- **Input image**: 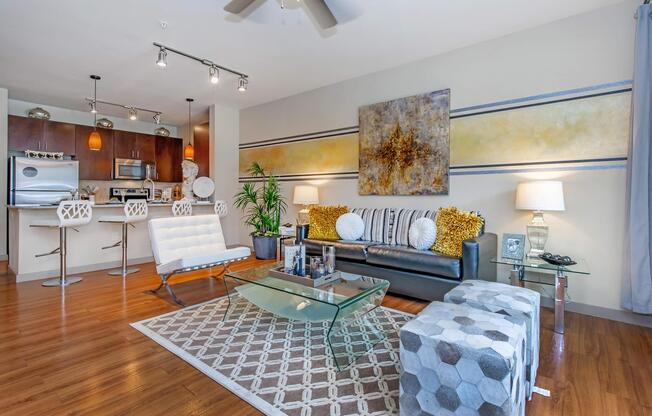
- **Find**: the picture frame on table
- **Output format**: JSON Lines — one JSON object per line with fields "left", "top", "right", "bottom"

{"left": 501, "top": 233, "right": 525, "bottom": 260}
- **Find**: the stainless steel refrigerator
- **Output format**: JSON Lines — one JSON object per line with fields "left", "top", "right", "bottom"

{"left": 9, "top": 157, "right": 79, "bottom": 205}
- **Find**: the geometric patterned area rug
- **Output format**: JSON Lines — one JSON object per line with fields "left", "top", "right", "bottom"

{"left": 131, "top": 295, "right": 414, "bottom": 416}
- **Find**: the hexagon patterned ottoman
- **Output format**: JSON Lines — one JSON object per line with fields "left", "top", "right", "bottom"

{"left": 444, "top": 280, "right": 540, "bottom": 400}
{"left": 400, "top": 301, "right": 526, "bottom": 416}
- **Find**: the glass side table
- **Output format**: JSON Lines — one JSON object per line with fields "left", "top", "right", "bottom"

{"left": 491, "top": 257, "right": 590, "bottom": 334}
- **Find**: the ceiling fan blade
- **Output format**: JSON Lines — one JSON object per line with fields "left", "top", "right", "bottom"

{"left": 224, "top": 0, "right": 257, "bottom": 14}
{"left": 304, "top": 0, "right": 337, "bottom": 29}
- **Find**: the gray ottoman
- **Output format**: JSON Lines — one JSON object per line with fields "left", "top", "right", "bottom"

{"left": 444, "top": 280, "right": 540, "bottom": 399}
{"left": 400, "top": 301, "right": 526, "bottom": 416}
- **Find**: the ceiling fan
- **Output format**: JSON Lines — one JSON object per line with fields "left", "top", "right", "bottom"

{"left": 224, "top": 0, "right": 338, "bottom": 29}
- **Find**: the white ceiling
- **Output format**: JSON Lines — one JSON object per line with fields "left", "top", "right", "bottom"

{"left": 0, "top": 0, "right": 623, "bottom": 125}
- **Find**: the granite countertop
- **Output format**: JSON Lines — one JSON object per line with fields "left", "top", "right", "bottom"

{"left": 9, "top": 201, "right": 215, "bottom": 210}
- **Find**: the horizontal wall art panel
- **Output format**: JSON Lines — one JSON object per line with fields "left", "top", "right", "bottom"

{"left": 239, "top": 133, "right": 358, "bottom": 179}
{"left": 239, "top": 82, "right": 631, "bottom": 181}
{"left": 450, "top": 90, "right": 630, "bottom": 167}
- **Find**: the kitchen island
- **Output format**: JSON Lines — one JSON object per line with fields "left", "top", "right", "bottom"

{"left": 8, "top": 202, "right": 215, "bottom": 282}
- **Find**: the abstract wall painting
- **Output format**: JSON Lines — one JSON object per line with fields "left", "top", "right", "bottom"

{"left": 358, "top": 89, "right": 450, "bottom": 195}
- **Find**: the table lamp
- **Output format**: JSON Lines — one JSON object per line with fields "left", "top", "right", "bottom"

{"left": 515, "top": 181, "right": 565, "bottom": 258}
{"left": 293, "top": 185, "right": 319, "bottom": 224}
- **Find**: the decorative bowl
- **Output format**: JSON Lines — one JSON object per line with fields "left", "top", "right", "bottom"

{"left": 538, "top": 253, "right": 577, "bottom": 266}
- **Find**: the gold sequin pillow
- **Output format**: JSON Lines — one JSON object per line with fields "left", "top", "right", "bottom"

{"left": 433, "top": 207, "right": 484, "bottom": 257}
{"left": 308, "top": 205, "right": 349, "bottom": 241}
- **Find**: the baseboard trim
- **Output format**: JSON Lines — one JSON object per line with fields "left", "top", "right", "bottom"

{"left": 539, "top": 296, "right": 652, "bottom": 329}
{"left": 10, "top": 256, "right": 154, "bottom": 283}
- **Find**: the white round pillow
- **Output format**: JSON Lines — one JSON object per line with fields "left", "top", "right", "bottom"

{"left": 408, "top": 217, "right": 437, "bottom": 250}
{"left": 336, "top": 213, "right": 365, "bottom": 241}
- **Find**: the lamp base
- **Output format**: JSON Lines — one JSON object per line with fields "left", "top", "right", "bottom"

{"left": 526, "top": 211, "right": 549, "bottom": 258}
{"left": 296, "top": 207, "right": 310, "bottom": 225}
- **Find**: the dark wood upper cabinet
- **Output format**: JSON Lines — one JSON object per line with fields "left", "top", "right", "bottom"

{"left": 193, "top": 122, "right": 210, "bottom": 177}
{"left": 134, "top": 134, "right": 156, "bottom": 163}
{"left": 75, "top": 126, "right": 114, "bottom": 181}
{"left": 44, "top": 121, "right": 76, "bottom": 155}
{"left": 155, "top": 136, "right": 182, "bottom": 183}
{"left": 114, "top": 131, "right": 156, "bottom": 162}
{"left": 8, "top": 115, "right": 44, "bottom": 151}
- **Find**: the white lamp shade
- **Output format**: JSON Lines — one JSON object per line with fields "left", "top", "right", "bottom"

{"left": 515, "top": 181, "right": 565, "bottom": 211}
{"left": 293, "top": 185, "right": 319, "bottom": 205}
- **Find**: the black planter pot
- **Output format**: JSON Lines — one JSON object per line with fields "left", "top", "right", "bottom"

{"left": 252, "top": 235, "right": 277, "bottom": 260}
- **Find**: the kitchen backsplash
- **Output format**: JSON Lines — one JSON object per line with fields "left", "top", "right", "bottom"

{"left": 79, "top": 180, "right": 181, "bottom": 203}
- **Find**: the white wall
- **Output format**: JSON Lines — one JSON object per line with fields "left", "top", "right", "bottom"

{"left": 8, "top": 99, "right": 178, "bottom": 136}
{"left": 0, "top": 88, "right": 8, "bottom": 259}
{"left": 239, "top": 0, "right": 638, "bottom": 312}
{"left": 210, "top": 104, "right": 240, "bottom": 244}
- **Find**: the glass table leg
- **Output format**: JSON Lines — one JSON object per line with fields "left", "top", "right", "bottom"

{"left": 326, "top": 287, "right": 387, "bottom": 371}
{"left": 555, "top": 270, "right": 566, "bottom": 334}
{"left": 221, "top": 274, "right": 238, "bottom": 321}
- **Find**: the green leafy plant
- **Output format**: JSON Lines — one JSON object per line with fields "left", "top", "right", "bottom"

{"left": 234, "top": 162, "right": 287, "bottom": 237}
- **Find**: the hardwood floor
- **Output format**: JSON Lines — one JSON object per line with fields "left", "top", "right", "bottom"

{"left": 0, "top": 257, "right": 650, "bottom": 415}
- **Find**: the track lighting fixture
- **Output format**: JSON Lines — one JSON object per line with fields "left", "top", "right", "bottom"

{"left": 153, "top": 42, "right": 249, "bottom": 92}
{"left": 238, "top": 76, "right": 248, "bottom": 92}
{"left": 128, "top": 107, "right": 137, "bottom": 121}
{"left": 84, "top": 98, "right": 163, "bottom": 133}
{"left": 156, "top": 47, "right": 167, "bottom": 68}
{"left": 209, "top": 65, "right": 220, "bottom": 84}
{"left": 89, "top": 101, "right": 97, "bottom": 114}
{"left": 153, "top": 113, "right": 161, "bottom": 124}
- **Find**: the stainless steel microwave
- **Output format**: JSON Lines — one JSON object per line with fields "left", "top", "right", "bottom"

{"left": 113, "top": 158, "right": 155, "bottom": 180}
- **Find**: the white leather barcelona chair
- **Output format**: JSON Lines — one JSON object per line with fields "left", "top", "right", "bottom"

{"left": 148, "top": 214, "right": 250, "bottom": 306}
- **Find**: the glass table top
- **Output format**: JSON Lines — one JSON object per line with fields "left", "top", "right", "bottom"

{"left": 491, "top": 257, "right": 590, "bottom": 275}
{"left": 225, "top": 262, "right": 390, "bottom": 308}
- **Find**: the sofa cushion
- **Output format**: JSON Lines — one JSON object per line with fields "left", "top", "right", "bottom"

{"left": 433, "top": 206, "right": 484, "bottom": 257}
{"left": 308, "top": 205, "right": 349, "bottom": 241}
{"left": 303, "top": 238, "right": 379, "bottom": 261}
{"left": 350, "top": 208, "right": 393, "bottom": 243}
{"left": 391, "top": 209, "right": 437, "bottom": 246}
{"left": 367, "top": 244, "right": 461, "bottom": 279}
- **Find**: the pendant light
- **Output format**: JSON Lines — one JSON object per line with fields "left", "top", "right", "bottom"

{"left": 88, "top": 75, "right": 102, "bottom": 151}
{"left": 184, "top": 98, "right": 195, "bottom": 160}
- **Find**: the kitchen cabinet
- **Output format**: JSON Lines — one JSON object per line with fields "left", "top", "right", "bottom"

{"left": 44, "top": 121, "right": 76, "bottom": 155}
{"left": 75, "top": 126, "right": 114, "bottom": 180}
{"left": 8, "top": 115, "right": 44, "bottom": 151}
{"left": 193, "top": 122, "right": 210, "bottom": 177}
{"left": 113, "top": 131, "right": 155, "bottom": 162}
{"left": 155, "top": 136, "right": 182, "bottom": 182}
{"left": 9, "top": 116, "right": 76, "bottom": 154}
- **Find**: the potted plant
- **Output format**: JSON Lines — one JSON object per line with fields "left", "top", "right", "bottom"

{"left": 234, "top": 162, "right": 287, "bottom": 259}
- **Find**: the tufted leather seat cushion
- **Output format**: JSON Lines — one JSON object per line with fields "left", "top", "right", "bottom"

{"left": 148, "top": 214, "right": 250, "bottom": 274}
{"left": 303, "top": 238, "right": 379, "bottom": 261}
{"left": 366, "top": 244, "right": 461, "bottom": 279}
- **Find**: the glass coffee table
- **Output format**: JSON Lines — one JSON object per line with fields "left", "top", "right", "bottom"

{"left": 222, "top": 262, "right": 390, "bottom": 370}
{"left": 491, "top": 257, "right": 589, "bottom": 334}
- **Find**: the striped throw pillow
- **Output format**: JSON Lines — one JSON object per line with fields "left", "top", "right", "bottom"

{"left": 350, "top": 208, "right": 393, "bottom": 243}
{"left": 392, "top": 209, "right": 438, "bottom": 246}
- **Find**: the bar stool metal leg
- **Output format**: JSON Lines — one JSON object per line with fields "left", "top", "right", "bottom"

{"left": 108, "top": 223, "right": 139, "bottom": 277}
{"left": 42, "top": 227, "right": 83, "bottom": 287}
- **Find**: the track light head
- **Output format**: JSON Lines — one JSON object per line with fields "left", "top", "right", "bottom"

{"left": 89, "top": 101, "right": 97, "bottom": 114}
{"left": 128, "top": 107, "right": 137, "bottom": 120}
{"left": 209, "top": 66, "right": 220, "bottom": 84}
{"left": 153, "top": 113, "right": 161, "bottom": 124}
{"left": 238, "top": 76, "right": 248, "bottom": 92}
{"left": 156, "top": 47, "right": 167, "bottom": 67}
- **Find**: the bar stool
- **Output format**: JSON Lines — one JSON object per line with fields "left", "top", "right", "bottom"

{"left": 99, "top": 200, "right": 148, "bottom": 277}
{"left": 172, "top": 200, "right": 192, "bottom": 216}
{"left": 214, "top": 200, "right": 228, "bottom": 218}
{"left": 31, "top": 200, "right": 93, "bottom": 287}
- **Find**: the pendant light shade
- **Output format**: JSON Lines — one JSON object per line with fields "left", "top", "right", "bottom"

{"left": 184, "top": 98, "right": 194, "bottom": 160}
{"left": 88, "top": 130, "right": 102, "bottom": 151}
{"left": 88, "top": 75, "right": 102, "bottom": 151}
{"left": 184, "top": 143, "right": 195, "bottom": 160}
